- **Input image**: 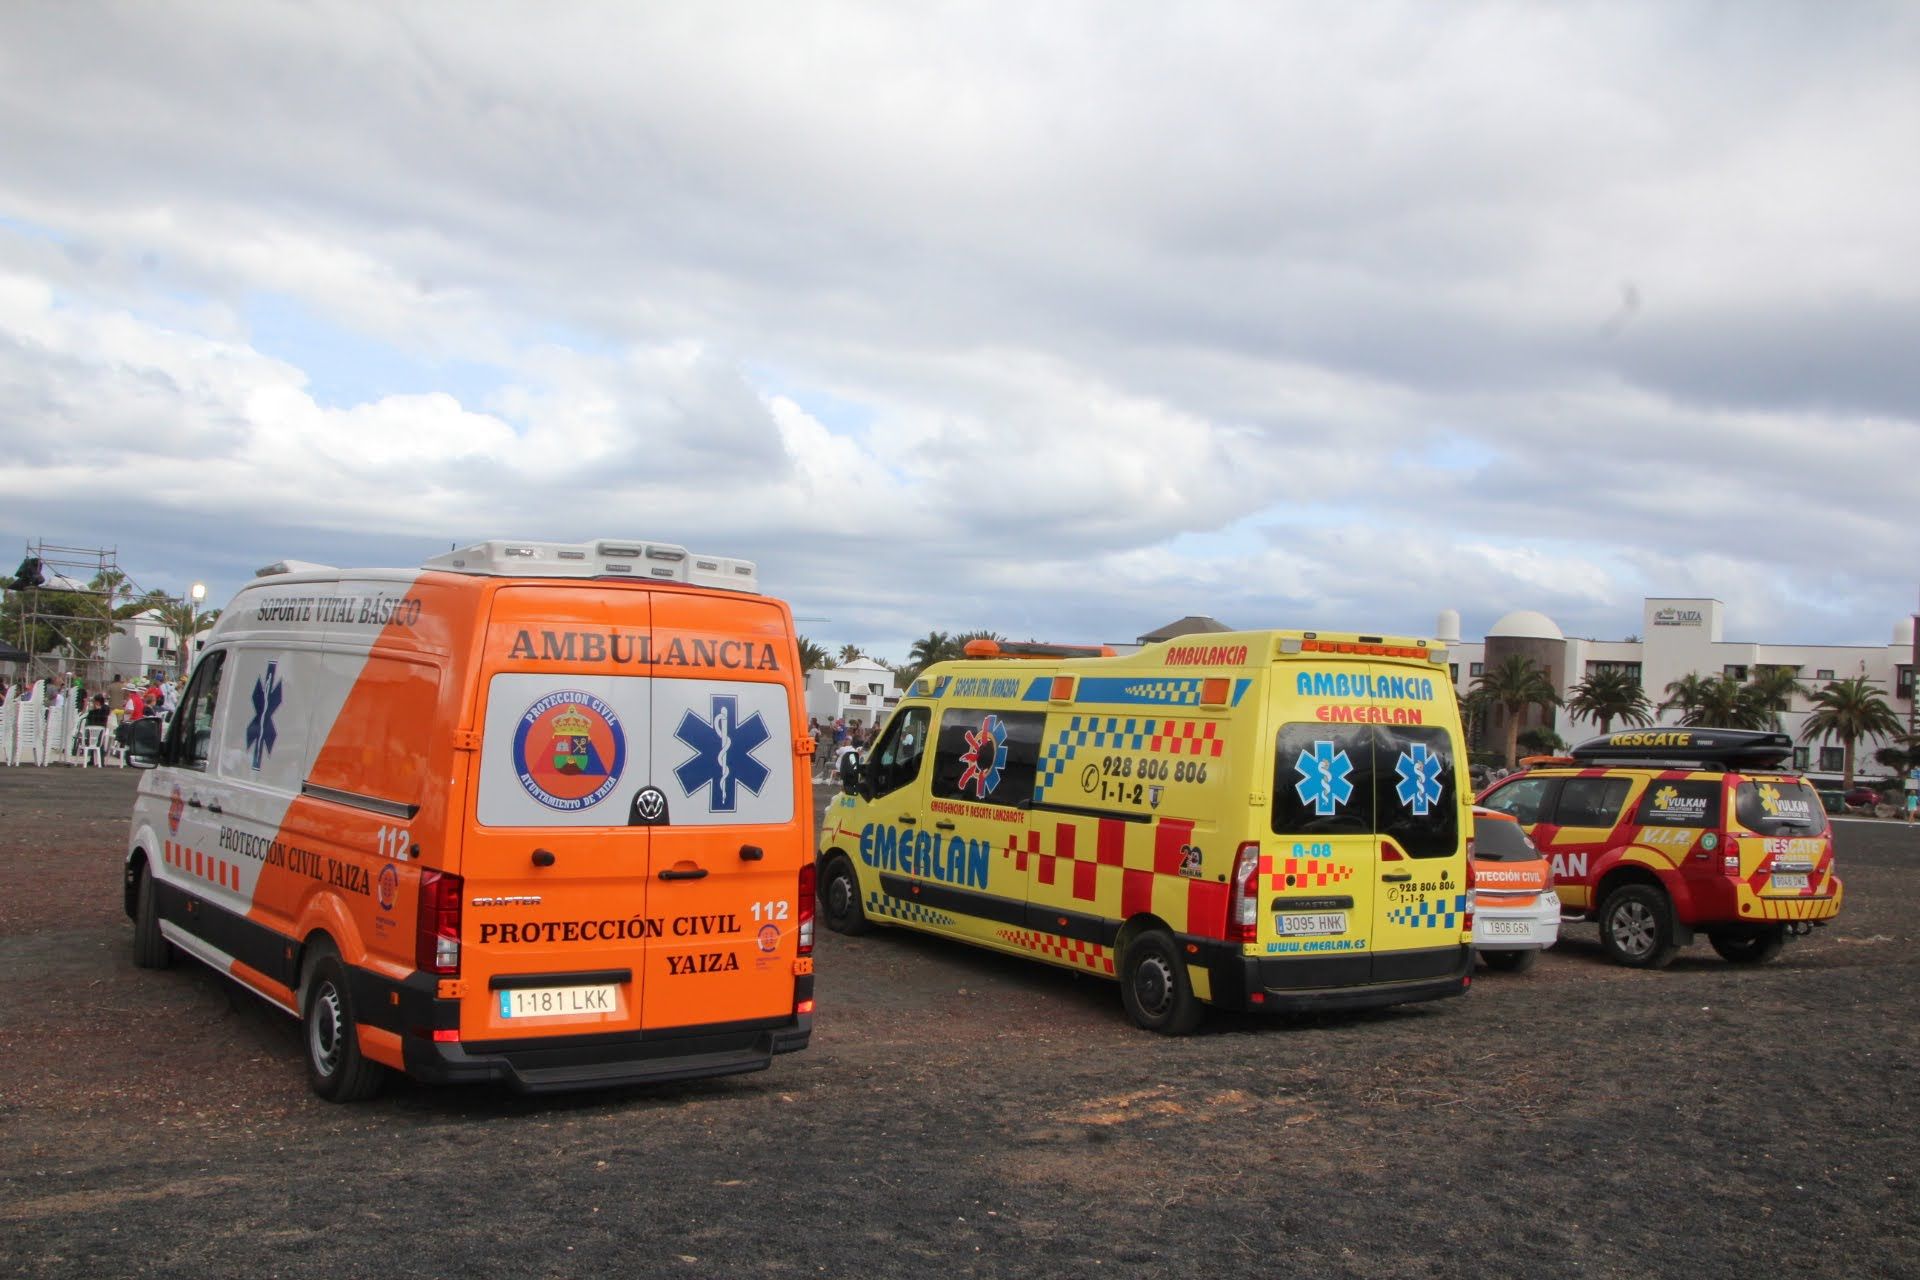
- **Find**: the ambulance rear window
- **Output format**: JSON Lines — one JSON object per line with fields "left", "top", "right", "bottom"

{"left": 1270, "top": 724, "right": 1460, "bottom": 858}
{"left": 1734, "top": 780, "right": 1827, "bottom": 836}
{"left": 1472, "top": 817, "right": 1537, "bottom": 862}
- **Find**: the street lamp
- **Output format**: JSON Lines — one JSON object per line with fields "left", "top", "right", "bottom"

{"left": 185, "top": 582, "right": 206, "bottom": 677}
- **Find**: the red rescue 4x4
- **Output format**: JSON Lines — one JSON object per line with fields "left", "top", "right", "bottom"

{"left": 1476, "top": 728, "right": 1842, "bottom": 968}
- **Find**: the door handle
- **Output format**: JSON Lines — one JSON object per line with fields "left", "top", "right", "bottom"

{"left": 206, "top": 801, "right": 223, "bottom": 815}
{"left": 738, "top": 845, "right": 765, "bottom": 862}
{"left": 659, "top": 867, "right": 709, "bottom": 881}
{"left": 185, "top": 798, "right": 203, "bottom": 809}
{"left": 897, "top": 816, "right": 918, "bottom": 825}
{"left": 934, "top": 821, "right": 956, "bottom": 832}
{"left": 1381, "top": 873, "right": 1413, "bottom": 883}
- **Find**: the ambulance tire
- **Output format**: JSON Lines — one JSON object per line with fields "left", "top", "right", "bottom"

{"left": 821, "top": 855, "right": 871, "bottom": 936}
{"left": 302, "top": 948, "right": 386, "bottom": 1103}
{"left": 1120, "top": 929, "right": 1203, "bottom": 1035}
{"left": 1480, "top": 948, "right": 1538, "bottom": 974}
{"left": 1708, "top": 925, "right": 1787, "bottom": 965}
{"left": 132, "top": 863, "right": 173, "bottom": 970}
{"left": 1597, "top": 885, "right": 1679, "bottom": 970}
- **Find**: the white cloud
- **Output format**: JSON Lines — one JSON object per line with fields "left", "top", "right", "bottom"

{"left": 0, "top": 1, "right": 1916, "bottom": 661}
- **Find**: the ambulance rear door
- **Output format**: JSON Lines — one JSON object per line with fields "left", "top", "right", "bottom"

{"left": 1267, "top": 712, "right": 1378, "bottom": 986}
{"left": 465, "top": 586, "right": 656, "bottom": 1043}
{"left": 1267, "top": 660, "right": 1464, "bottom": 983}
{"left": 640, "top": 589, "right": 804, "bottom": 1033}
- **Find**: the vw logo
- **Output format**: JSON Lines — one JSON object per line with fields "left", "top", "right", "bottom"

{"left": 629, "top": 786, "right": 669, "bottom": 826}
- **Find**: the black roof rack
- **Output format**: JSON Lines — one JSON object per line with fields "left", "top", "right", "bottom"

{"left": 1569, "top": 728, "right": 1793, "bottom": 770}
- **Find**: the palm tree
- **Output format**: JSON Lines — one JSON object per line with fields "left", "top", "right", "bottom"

{"left": 1743, "top": 665, "right": 1808, "bottom": 731}
{"left": 1659, "top": 673, "right": 1714, "bottom": 723}
{"left": 836, "top": 643, "right": 865, "bottom": 665}
{"left": 796, "top": 636, "right": 830, "bottom": 675}
{"left": 1799, "top": 677, "right": 1904, "bottom": 789}
{"left": 1568, "top": 668, "right": 1653, "bottom": 734}
{"left": 905, "top": 631, "right": 955, "bottom": 682}
{"left": 1471, "top": 655, "right": 1561, "bottom": 768}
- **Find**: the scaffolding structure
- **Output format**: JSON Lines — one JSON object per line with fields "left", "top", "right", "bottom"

{"left": 4, "top": 541, "right": 184, "bottom": 686}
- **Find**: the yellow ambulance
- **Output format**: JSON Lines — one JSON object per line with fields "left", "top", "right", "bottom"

{"left": 817, "top": 632, "right": 1474, "bottom": 1032}
{"left": 124, "top": 538, "right": 816, "bottom": 1100}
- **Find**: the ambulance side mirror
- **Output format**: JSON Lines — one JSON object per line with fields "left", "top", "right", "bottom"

{"left": 839, "top": 749, "right": 864, "bottom": 794}
{"left": 125, "top": 718, "right": 165, "bottom": 769}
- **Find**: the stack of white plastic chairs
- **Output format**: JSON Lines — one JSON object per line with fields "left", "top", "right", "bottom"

{"left": 0, "top": 685, "right": 15, "bottom": 766}
{"left": 47, "top": 691, "right": 79, "bottom": 765}
{"left": 11, "top": 680, "right": 45, "bottom": 766}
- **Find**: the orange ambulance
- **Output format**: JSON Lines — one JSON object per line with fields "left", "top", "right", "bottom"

{"left": 124, "top": 538, "right": 815, "bottom": 1100}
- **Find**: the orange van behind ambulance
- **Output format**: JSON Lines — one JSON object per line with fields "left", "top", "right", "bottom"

{"left": 124, "top": 538, "right": 815, "bottom": 1100}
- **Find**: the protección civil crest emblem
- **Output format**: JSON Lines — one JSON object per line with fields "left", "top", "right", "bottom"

{"left": 512, "top": 690, "right": 626, "bottom": 812}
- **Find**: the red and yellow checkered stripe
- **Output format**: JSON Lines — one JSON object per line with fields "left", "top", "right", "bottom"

{"left": 995, "top": 928, "right": 1115, "bottom": 974}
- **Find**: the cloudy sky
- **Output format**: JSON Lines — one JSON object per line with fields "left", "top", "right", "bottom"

{"left": 3, "top": 1, "right": 1916, "bottom": 662}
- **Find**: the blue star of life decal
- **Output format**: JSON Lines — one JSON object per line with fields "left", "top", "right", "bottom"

{"left": 673, "top": 694, "right": 771, "bottom": 813}
{"left": 1294, "top": 740, "right": 1354, "bottom": 816}
{"left": 245, "top": 660, "right": 283, "bottom": 771}
{"left": 1394, "top": 743, "right": 1445, "bottom": 816}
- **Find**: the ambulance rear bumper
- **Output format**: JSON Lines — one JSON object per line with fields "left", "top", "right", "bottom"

{"left": 404, "top": 1014, "right": 812, "bottom": 1094}
{"left": 1200, "top": 942, "right": 1472, "bottom": 1015}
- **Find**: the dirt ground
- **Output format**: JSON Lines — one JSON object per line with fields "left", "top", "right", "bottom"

{"left": 2, "top": 767, "right": 1915, "bottom": 1280}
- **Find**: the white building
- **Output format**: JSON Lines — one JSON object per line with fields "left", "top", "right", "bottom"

{"left": 1442, "top": 598, "right": 1916, "bottom": 784}
{"left": 804, "top": 657, "right": 902, "bottom": 730}
{"left": 104, "top": 609, "right": 181, "bottom": 681}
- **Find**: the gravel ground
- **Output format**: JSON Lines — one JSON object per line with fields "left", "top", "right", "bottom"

{"left": 2, "top": 767, "right": 1916, "bottom": 1279}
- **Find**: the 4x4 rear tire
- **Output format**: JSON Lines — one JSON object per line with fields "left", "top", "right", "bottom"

{"left": 302, "top": 948, "right": 386, "bottom": 1103}
{"left": 1119, "top": 929, "right": 1204, "bottom": 1035}
{"left": 820, "top": 854, "right": 871, "bottom": 936}
{"left": 1598, "top": 884, "right": 1680, "bottom": 969}
{"left": 1708, "top": 924, "right": 1787, "bottom": 965}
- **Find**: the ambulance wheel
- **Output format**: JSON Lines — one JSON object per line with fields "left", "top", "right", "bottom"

{"left": 1598, "top": 885, "right": 1679, "bottom": 970}
{"left": 821, "top": 855, "right": 871, "bottom": 936}
{"left": 1481, "top": 948, "right": 1537, "bottom": 974}
{"left": 302, "top": 949, "right": 385, "bottom": 1102}
{"left": 132, "top": 863, "right": 173, "bottom": 970}
{"left": 1708, "top": 925, "right": 1787, "bottom": 965}
{"left": 1120, "top": 929, "right": 1203, "bottom": 1035}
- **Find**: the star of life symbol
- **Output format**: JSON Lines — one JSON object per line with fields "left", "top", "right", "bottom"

{"left": 1395, "top": 743, "right": 1445, "bottom": 816}
{"left": 673, "top": 694, "right": 771, "bottom": 812}
{"left": 246, "top": 660, "right": 283, "bottom": 771}
{"left": 956, "top": 714, "right": 1009, "bottom": 799}
{"left": 1294, "top": 740, "right": 1354, "bottom": 816}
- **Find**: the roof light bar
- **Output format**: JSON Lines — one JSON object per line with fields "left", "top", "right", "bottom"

{"left": 422, "top": 539, "right": 760, "bottom": 593}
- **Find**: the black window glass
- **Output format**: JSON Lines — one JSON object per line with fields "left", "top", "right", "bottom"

{"left": 1479, "top": 776, "right": 1557, "bottom": 825}
{"left": 1553, "top": 777, "right": 1633, "bottom": 828}
{"left": 930, "top": 708, "right": 1045, "bottom": 808}
{"left": 1734, "top": 780, "right": 1828, "bottom": 836}
{"left": 866, "top": 705, "right": 931, "bottom": 798}
{"left": 1375, "top": 726, "right": 1459, "bottom": 859}
{"left": 166, "top": 651, "right": 227, "bottom": 772}
{"left": 1634, "top": 778, "right": 1722, "bottom": 828}
{"left": 1272, "top": 724, "right": 1375, "bottom": 836}
{"left": 1472, "top": 816, "right": 1538, "bottom": 861}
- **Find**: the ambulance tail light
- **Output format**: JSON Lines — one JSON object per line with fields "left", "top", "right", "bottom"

{"left": 416, "top": 869, "right": 464, "bottom": 975}
{"left": 1226, "top": 842, "right": 1261, "bottom": 944}
{"left": 1462, "top": 851, "right": 1476, "bottom": 936}
{"left": 797, "top": 863, "right": 816, "bottom": 955}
